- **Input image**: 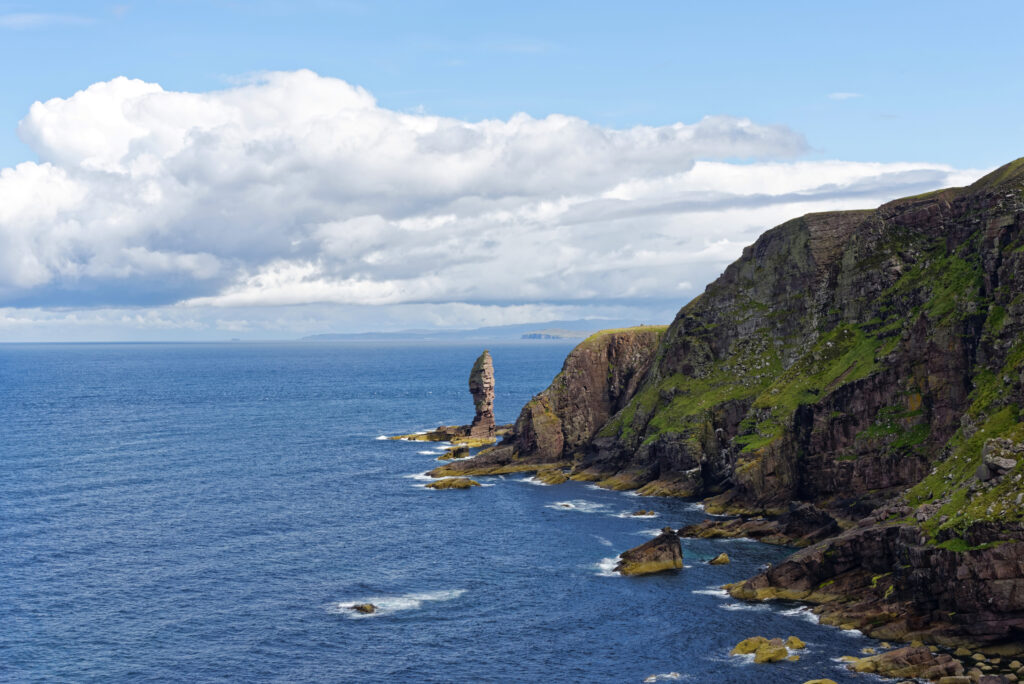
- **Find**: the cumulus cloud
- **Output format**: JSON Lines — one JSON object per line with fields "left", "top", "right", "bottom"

{"left": 0, "top": 70, "right": 984, "bottom": 338}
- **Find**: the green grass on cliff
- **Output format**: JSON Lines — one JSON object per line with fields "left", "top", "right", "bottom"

{"left": 906, "top": 338, "right": 1024, "bottom": 546}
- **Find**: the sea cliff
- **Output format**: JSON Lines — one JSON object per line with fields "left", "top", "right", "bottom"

{"left": 449, "top": 157, "right": 1024, "bottom": 653}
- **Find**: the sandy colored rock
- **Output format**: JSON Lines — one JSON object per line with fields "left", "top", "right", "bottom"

{"left": 786, "top": 636, "right": 806, "bottom": 650}
{"left": 753, "top": 638, "right": 789, "bottom": 663}
{"left": 731, "top": 637, "right": 768, "bottom": 655}
{"left": 709, "top": 552, "right": 730, "bottom": 565}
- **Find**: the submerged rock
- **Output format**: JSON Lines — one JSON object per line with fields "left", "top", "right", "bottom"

{"left": 425, "top": 477, "right": 481, "bottom": 490}
{"left": 709, "top": 552, "right": 730, "bottom": 565}
{"left": 351, "top": 603, "right": 376, "bottom": 614}
{"left": 468, "top": 350, "right": 495, "bottom": 439}
{"left": 614, "top": 527, "right": 682, "bottom": 576}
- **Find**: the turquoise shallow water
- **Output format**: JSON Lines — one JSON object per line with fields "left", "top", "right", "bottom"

{"left": 1, "top": 342, "right": 887, "bottom": 682}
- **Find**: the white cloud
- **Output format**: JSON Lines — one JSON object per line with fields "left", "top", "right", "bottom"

{"left": 0, "top": 70, "right": 985, "bottom": 339}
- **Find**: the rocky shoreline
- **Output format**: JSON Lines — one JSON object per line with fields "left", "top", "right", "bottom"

{"left": 401, "top": 158, "right": 1024, "bottom": 682}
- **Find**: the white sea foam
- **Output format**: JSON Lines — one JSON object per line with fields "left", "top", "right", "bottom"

{"left": 403, "top": 471, "right": 434, "bottom": 482}
{"left": 615, "top": 510, "right": 658, "bottom": 519}
{"left": 546, "top": 500, "right": 609, "bottom": 514}
{"left": 594, "top": 557, "right": 620, "bottom": 577}
{"left": 521, "top": 476, "right": 546, "bottom": 486}
{"left": 781, "top": 605, "right": 821, "bottom": 624}
{"left": 417, "top": 450, "right": 440, "bottom": 455}
{"left": 330, "top": 589, "right": 467, "bottom": 618}
{"left": 594, "top": 535, "right": 613, "bottom": 547}
{"left": 691, "top": 588, "right": 730, "bottom": 599}
{"left": 375, "top": 435, "right": 388, "bottom": 441}
{"left": 637, "top": 528, "right": 663, "bottom": 537}
{"left": 840, "top": 627, "right": 863, "bottom": 637}
{"left": 721, "top": 602, "right": 770, "bottom": 612}
{"left": 643, "top": 673, "right": 690, "bottom": 682}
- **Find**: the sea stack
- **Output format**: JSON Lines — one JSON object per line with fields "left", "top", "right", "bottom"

{"left": 468, "top": 350, "right": 495, "bottom": 439}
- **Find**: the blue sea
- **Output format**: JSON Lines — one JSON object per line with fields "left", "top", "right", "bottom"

{"left": 2, "top": 342, "right": 887, "bottom": 682}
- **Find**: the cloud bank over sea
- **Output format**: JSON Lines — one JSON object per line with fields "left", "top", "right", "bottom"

{"left": 0, "top": 70, "right": 983, "bottom": 339}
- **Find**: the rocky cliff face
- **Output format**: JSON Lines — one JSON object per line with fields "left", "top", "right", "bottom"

{"left": 475, "top": 157, "right": 1024, "bottom": 650}
{"left": 468, "top": 350, "right": 496, "bottom": 439}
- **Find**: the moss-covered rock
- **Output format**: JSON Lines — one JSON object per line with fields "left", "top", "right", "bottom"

{"left": 786, "top": 636, "right": 806, "bottom": 650}
{"left": 753, "top": 639, "right": 789, "bottom": 663}
{"left": 730, "top": 637, "right": 768, "bottom": 655}
{"left": 425, "top": 478, "right": 480, "bottom": 490}
{"left": 534, "top": 468, "right": 568, "bottom": 485}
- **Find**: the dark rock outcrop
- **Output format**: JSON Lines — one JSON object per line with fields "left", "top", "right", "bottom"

{"left": 680, "top": 502, "right": 840, "bottom": 547}
{"left": 468, "top": 351, "right": 496, "bottom": 439}
{"left": 614, "top": 527, "right": 683, "bottom": 576}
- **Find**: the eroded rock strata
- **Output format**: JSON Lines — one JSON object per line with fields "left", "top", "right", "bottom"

{"left": 468, "top": 350, "right": 496, "bottom": 439}
{"left": 457, "top": 158, "right": 1024, "bottom": 652}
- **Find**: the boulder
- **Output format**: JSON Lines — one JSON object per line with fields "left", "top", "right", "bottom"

{"left": 351, "top": 603, "right": 376, "bottom": 614}
{"left": 786, "top": 636, "right": 806, "bottom": 650}
{"left": 754, "top": 638, "right": 789, "bottom": 663}
{"left": 709, "top": 552, "right": 730, "bottom": 565}
{"left": 731, "top": 637, "right": 768, "bottom": 655}
{"left": 614, "top": 527, "right": 683, "bottom": 576}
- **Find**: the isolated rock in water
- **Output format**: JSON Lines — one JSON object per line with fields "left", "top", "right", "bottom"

{"left": 351, "top": 603, "right": 376, "bottom": 614}
{"left": 731, "top": 637, "right": 769, "bottom": 655}
{"left": 786, "top": 635, "right": 806, "bottom": 650}
{"left": 425, "top": 477, "right": 481, "bottom": 490}
{"left": 614, "top": 527, "right": 683, "bottom": 576}
{"left": 709, "top": 552, "right": 730, "bottom": 565}
{"left": 468, "top": 350, "right": 496, "bottom": 439}
{"left": 753, "top": 639, "right": 789, "bottom": 663}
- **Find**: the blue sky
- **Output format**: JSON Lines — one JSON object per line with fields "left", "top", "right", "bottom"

{"left": 2, "top": 1, "right": 1021, "bottom": 169}
{"left": 0, "top": 1, "right": 1022, "bottom": 340}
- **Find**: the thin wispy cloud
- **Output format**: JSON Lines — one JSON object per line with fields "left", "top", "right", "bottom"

{"left": 0, "top": 13, "right": 92, "bottom": 29}
{"left": 828, "top": 92, "right": 863, "bottom": 100}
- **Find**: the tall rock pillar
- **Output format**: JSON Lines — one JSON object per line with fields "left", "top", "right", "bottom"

{"left": 468, "top": 350, "right": 495, "bottom": 438}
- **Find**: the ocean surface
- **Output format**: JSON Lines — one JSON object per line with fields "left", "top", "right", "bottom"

{"left": 1, "top": 342, "right": 888, "bottom": 683}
